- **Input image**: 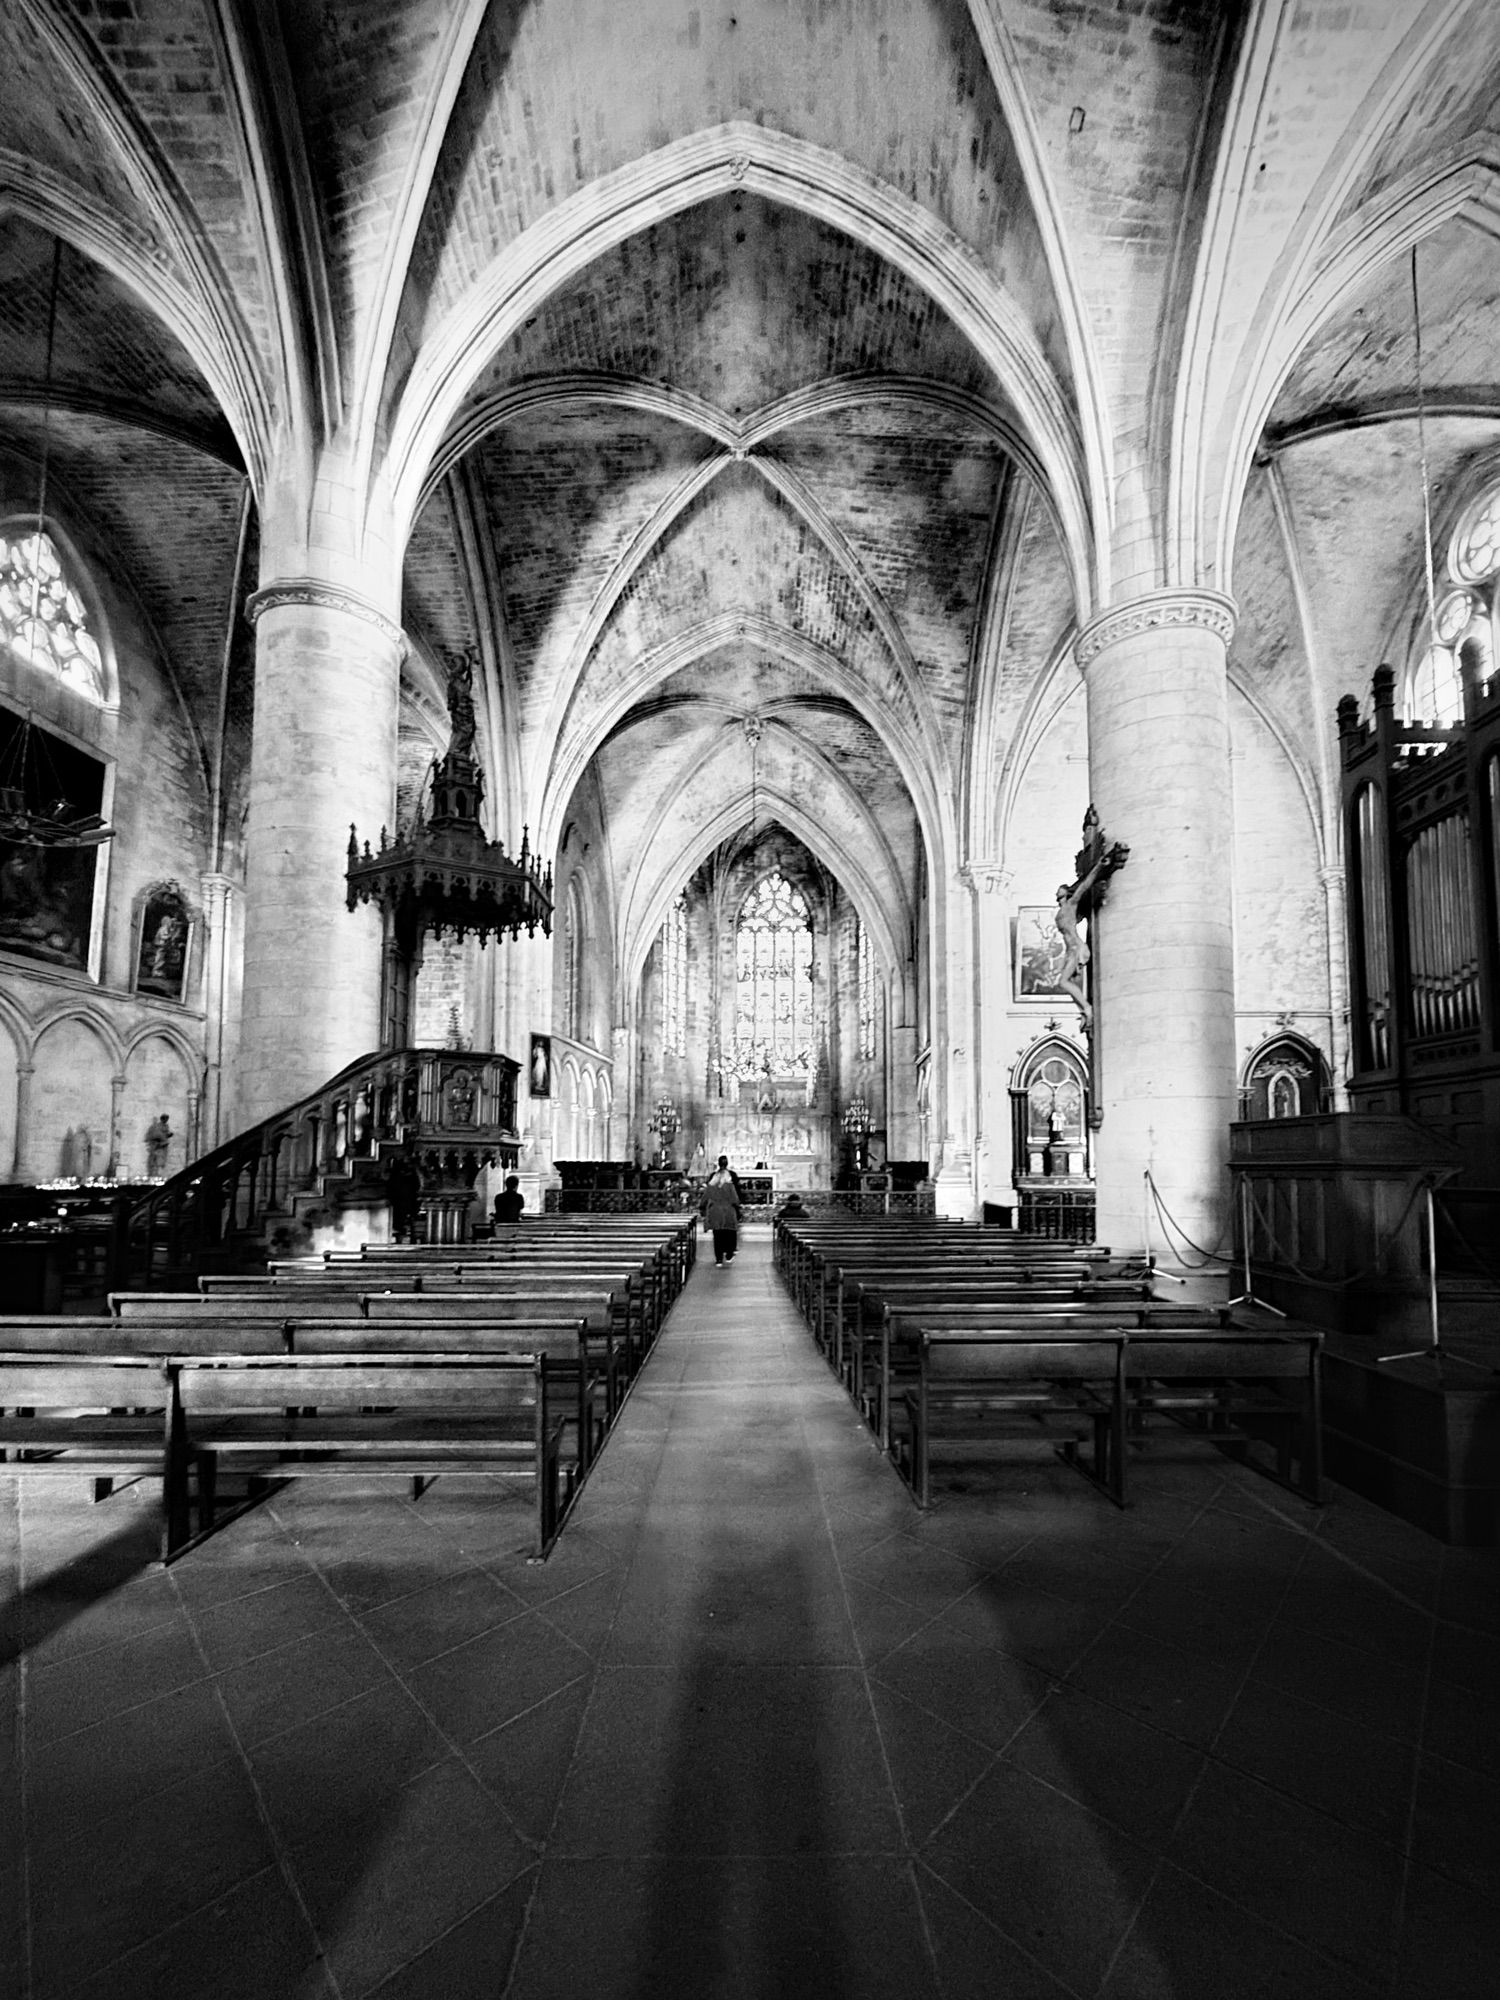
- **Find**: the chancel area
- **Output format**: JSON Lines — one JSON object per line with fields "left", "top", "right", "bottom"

{"left": 1, "top": 5, "right": 1499, "bottom": 1997}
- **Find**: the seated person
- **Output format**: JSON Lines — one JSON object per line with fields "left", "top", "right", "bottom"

{"left": 492, "top": 1173, "right": 525, "bottom": 1226}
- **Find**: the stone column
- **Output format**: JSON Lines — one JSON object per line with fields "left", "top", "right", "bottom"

{"left": 106, "top": 1074, "right": 127, "bottom": 1179}
{"left": 931, "top": 867, "right": 979, "bottom": 1218}
{"left": 11, "top": 1062, "right": 34, "bottom": 1181}
{"left": 1076, "top": 589, "right": 1238, "bottom": 1256}
{"left": 238, "top": 581, "right": 403, "bottom": 1129}
{"left": 198, "top": 870, "right": 240, "bottom": 1149}
{"left": 962, "top": 861, "right": 1014, "bottom": 1210}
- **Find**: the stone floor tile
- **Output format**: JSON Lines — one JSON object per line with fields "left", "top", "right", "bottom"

{"left": 247, "top": 1679, "right": 452, "bottom": 1849}
{"left": 364, "top": 1870, "right": 535, "bottom": 2000}
{"left": 1392, "top": 1859, "right": 1500, "bottom": 2000}
{"left": 1211, "top": 1677, "right": 1417, "bottom": 1842}
{"left": 355, "top": 1563, "right": 527, "bottom": 1672}
{"left": 548, "top": 1662, "right": 903, "bottom": 1857}
{"left": 923, "top": 1759, "right": 1160, "bottom": 1994}
{"left": 1064, "top": 1620, "right": 1247, "bottom": 1749}
{"left": 911, "top": 1863, "right": 1080, "bottom": 2000}
{"left": 23, "top": 1614, "right": 207, "bottom": 1747}
{"left": 189, "top": 1569, "right": 345, "bottom": 1673}
{"left": 507, "top": 1856, "right": 942, "bottom": 2000}
{"left": 57, "top": 1866, "right": 334, "bottom": 2000}
{"left": 1098, "top": 1861, "right": 1385, "bottom": 2000}
{"left": 465, "top": 1676, "right": 594, "bottom": 1840}
{"left": 870, "top": 1622, "right": 1051, "bottom": 1753}
{"left": 403, "top": 1612, "right": 593, "bottom": 1745}
{"left": 1166, "top": 1763, "right": 1405, "bottom": 1984}
{"left": 25, "top": 1677, "right": 239, "bottom": 1847}
{"left": 866, "top": 1679, "right": 999, "bottom": 1846}
{"left": 284, "top": 1759, "right": 533, "bottom": 2000}
{"left": 1001, "top": 1686, "right": 1208, "bottom": 1847}
{"left": 27, "top": 1759, "right": 278, "bottom": 1995}
{"left": 213, "top": 1622, "right": 392, "bottom": 1749}
{"left": 1408, "top": 1751, "right": 1500, "bottom": 1896}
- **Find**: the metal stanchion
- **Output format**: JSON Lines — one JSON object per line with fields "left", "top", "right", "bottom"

{"left": 1380, "top": 1178, "right": 1489, "bottom": 1370}
{"left": 1227, "top": 1174, "right": 1287, "bottom": 1316}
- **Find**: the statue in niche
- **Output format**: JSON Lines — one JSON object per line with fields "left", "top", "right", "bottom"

{"left": 144, "top": 1112, "right": 172, "bottom": 1178}
{"left": 445, "top": 1066, "right": 477, "bottom": 1127}
{"left": 446, "top": 651, "right": 478, "bottom": 761}
{"left": 61, "top": 1126, "right": 93, "bottom": 1179}
{"left": 1054, "top": 806, "right": 1130, "bottom": 1030}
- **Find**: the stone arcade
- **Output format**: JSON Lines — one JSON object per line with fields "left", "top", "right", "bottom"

{"left": 0, "top": 6, "right": 1498, "bottom": 1998}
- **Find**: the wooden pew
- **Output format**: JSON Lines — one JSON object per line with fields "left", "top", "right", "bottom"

{"left": 866, "top": 1298, "right": 1232, "bottom": 1449}
{"left": 899, "top": 1331, "right": 1129, "bottom": 1507}
{"left": 892, "top": 1324, "right": 1323, "bottom": 1510}
{"left": 0, "top": 1354, "right": 189, "bottom": 1554}
{"left": 165, "top": 1354, "right": 564, "bottom": 1556}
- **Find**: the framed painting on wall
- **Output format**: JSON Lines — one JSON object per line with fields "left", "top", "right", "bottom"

{"left": 529, "top": 1032, "right": 552, "bottom": 1097}
{"left": 134, "top": 885, "right": 193, "bottom": 1002}
{"left": 0, "top": 708, "right": 106, "bottom": 974}
{"left": 1014, "top": 904, "right": 1069, "bottom": 1001}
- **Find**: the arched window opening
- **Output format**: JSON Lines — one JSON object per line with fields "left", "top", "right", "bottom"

{"left": 563, "top": 880, "right": 583, "bottom": 1042}
{"left": 734, "top": 871, "right": 814, "bottom": 1074}
{"left": 0, "top": 529, "right": 109, "bottom": 705}
{"left": 1406, "top": 480, "right": 1500, "bottom": 725}
{"left": 856, "top": 914, "right": 877, "bottom": 1062}
{"left": 661, "top": 890, "right": 687, "bottom": 1058}
{"left": 1240, "top": 1035, "right": 1328, "bottom": 1120}
{"left": 1012, "top": 1040, "right": 1089, "bottom": 1182}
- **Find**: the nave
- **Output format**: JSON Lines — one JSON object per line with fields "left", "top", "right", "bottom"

{"left": 4, "top": 1228, "right": 1498, "bottom": 2000}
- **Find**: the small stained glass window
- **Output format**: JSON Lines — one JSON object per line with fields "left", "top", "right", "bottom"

{"left": 0, "top": 530, "right": 107, "bottom": 703}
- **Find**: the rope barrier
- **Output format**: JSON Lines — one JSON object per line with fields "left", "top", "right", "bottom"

{"left": 1142, "top": 1171, "right": 1234, "bottom": 1268}
{"left": 1241, "top": 1173, "right": 1430, "bottom": 1291}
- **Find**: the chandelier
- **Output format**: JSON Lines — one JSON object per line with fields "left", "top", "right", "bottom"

{"left": 1, "top": 238, "right": 113, "bottom": 853}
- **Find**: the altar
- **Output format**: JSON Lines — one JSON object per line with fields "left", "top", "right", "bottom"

{"left": 702, "top": 1102, "right": 833, "bottom": 1191}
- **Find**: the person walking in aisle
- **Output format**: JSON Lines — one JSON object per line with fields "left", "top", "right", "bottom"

{"left": 701, "top": 1155, "right": 743, "bottom": 1265}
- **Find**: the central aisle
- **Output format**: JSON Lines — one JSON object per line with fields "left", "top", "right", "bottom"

{"left": 507, "top": 1222, "right": 964, "bottom": 1996}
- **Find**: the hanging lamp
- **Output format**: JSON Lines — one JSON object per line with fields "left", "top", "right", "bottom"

{"left": 0, "top": 236, "right": 114, "bottom": 850}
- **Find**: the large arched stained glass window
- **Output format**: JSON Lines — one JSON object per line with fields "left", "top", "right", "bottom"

{"left": 0, "top": 530, "right": 108, "bottom": 704}
{"left": 661, "top": 890, "right": 687, "bottom": 1057}
{"left": 735, "top": 872, "right": 814, "bottom": 1072}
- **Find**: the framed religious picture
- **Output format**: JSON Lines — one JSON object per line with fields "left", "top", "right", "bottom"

{"left": 529, "top": 1032, "right": 552, "bottom": 1097}
{"left": 0, "top": 708, "right": 106, "bottom": 974}
{"left": 134, "top": 885, "right": 193, "bottom": 1001}
{"left": 1014, "top": 903, "right": 1069, "bottom": 1001}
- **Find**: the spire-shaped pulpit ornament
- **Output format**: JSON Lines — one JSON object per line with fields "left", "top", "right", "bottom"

{"left": 346, "top": 649, "right": 553, "bottom": 1049}
{"left": 1054, "top": 805, "right": 1129, "bottom": 1029}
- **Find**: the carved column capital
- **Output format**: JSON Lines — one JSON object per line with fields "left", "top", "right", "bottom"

{"left": 246, "top": 578, "right": 408, "bottom": 658}
{"left": 1074, "top": 588, "right": 1237, "bottom": 670}
{"left": 960, "top": 861, "right": 1014, "bottom": 897}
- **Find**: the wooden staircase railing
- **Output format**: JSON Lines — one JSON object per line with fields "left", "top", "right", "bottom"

{"left": 119, "top": 1047, "right": 521, "bottom": 1289}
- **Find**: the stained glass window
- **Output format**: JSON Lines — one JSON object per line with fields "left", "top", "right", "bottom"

{"left": 1407, "top": 485, "right": 1500, "bottom": 724}
{"left": 734, "top": 872, "right": 814, "bottom": 1073}
{"left": 662, "top": 890, "right": 687, "bottom": 1057}
{"left": 856, "top": 915, "right": 877, "bottom": 1061}
{"left": 0, "top": 530, "right": 107, "bottom": 703}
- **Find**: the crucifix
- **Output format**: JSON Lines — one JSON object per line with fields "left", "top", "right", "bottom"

{"left": 1054, "top": 806, "right": 1129, "bottom": 1125}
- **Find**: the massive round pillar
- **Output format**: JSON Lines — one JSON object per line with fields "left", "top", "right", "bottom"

{"left": 237, "top": 580, "right": 403, "bottom": 1129}
{"left": 1076, "top": 589, "right": 1238, "bottom": 1257}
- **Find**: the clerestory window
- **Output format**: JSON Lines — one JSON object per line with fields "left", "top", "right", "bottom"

{"left": 0, "top": 529, "right": 109, "bottom": 705}
{"left": 1407, "top": 480, "right": 1500, "bottom": 726}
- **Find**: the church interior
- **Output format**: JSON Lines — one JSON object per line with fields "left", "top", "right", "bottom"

{"left": 1, "top": 3, "right": 1499, "bottom": 1996}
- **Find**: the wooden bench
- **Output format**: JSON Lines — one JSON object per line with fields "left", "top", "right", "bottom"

{"left": 0, "top": 1354, "right": 188, "bottom": 1554}
{"left": 166, "top": 1354, "right": 564, "bottom": 1557}
{"left": 899, "top": 1331, "right": 1129, "bottom": 1507}
{"left": 893, "top": 1324, "right": 1323, "bottom": 1510}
